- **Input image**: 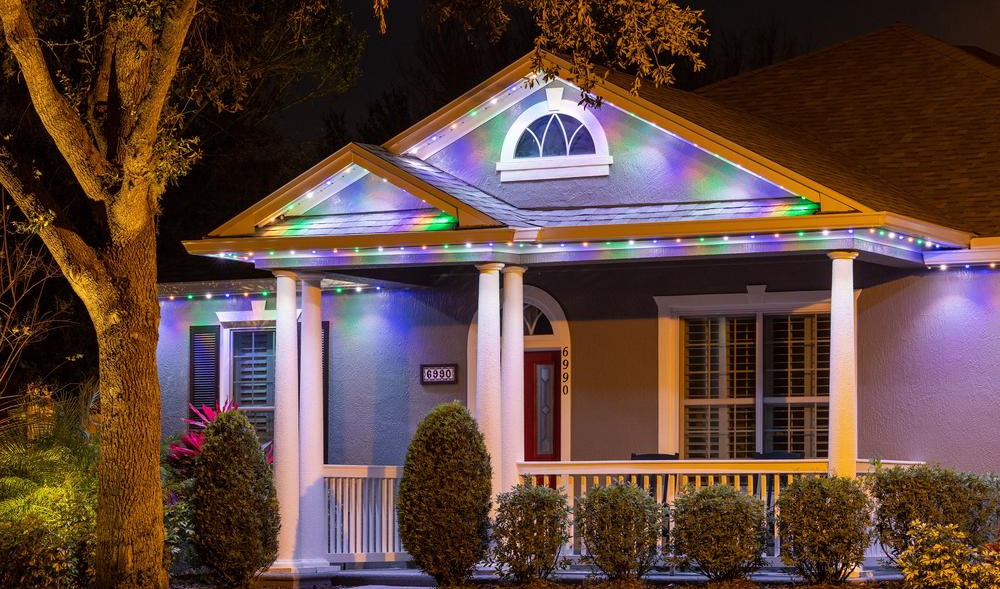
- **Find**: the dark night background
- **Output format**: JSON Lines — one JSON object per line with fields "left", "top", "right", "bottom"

{"left": 158, "top": 0, "right": 1000, "bottom": 284}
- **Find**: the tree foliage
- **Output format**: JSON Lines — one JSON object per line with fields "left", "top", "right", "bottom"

{"left": 374, "top": 0, "right": 709, "bottom": 106}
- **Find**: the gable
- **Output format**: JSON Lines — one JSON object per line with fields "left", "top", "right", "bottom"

{"left": 422, "top": 80, "right": 796, "bottom": 209}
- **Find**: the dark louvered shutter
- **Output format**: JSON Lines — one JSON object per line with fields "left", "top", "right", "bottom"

{"left": 189, "top": 325, "right": 221, "bottom": 416}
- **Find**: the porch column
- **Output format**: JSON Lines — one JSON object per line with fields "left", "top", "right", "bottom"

{"left": 298, "top": 276, "right": 328, "bottom": 567}
{"left": 476, "top": 263, "right": 504, "bottom": 499}
{"left": 501, "top": 266, "right": 526, "bottom": 491}
{"left": 273, "top": 271, "right": 301, "bottom": 566}
{"left": 828, "top": 251, "right": 859, "bottom": 478}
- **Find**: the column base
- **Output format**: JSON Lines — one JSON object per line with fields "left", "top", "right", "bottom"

{"left": 259, "top": 560, "right": 340, "bottom": 588}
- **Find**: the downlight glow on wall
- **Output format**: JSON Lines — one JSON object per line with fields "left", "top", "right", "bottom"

{"left": 496, "top": 87, "right": 613, "bottom": 182}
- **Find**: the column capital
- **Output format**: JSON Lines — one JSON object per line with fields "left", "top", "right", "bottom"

{"left": 828, "top": 251, "right": 859, "bottom": 261}
{"left": 502, "top": 265, "right": 527, "bottom": 276}
{"left": 476, "top": 262, "right": 505, "bottom": 274}
{"left": 272, "top": 269, "right": 298, "bottom": 279}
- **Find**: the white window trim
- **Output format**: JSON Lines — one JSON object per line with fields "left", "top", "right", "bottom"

{"left": 654, "top": 284, "right": 860, "bottom": 457}
{"left": 216, "top": 300, "right": 299, "bottom": 406}
{"left": 496, "top": 87, "right": 612, "bottom": 182}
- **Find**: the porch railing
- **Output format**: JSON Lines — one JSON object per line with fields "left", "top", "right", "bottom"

{"left": 518, "top": 459, "right": 922, "bottom": 564}
{"left": 324, "top": 464, "right": 408, "bottom": 563}
{"left": 323, "top": 459, "right": 921, "bottom": 565}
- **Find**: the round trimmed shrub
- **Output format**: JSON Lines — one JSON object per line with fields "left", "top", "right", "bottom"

{"left": 777, "top": 476, "right": 873, "bottom": 584}
{"left": 192, "top": 410, "right": 279, "bottom": 589}
{"left": 869, "top": 464, "right": 1000, "bottom": 560}
{"left": 574, "top": 482, "right": 667, "bottom": 580}
{"left": 492, "top": 483, "right": 570, "bottom": 583}
{"left": 671, "top": 485, "right": 767, "bottom": 581}
{"left": 398, "top": 402, "right": 492, "bottom": 586}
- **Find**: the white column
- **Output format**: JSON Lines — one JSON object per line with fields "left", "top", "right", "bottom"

{"left": 273, "top": 271, "right": 300, "bottom": 567}
{"left": 298, "top": 276, "right": 328, "bottom": 567}
{"left": 476, "top": 263, "right": 504, "bottom": 499}
{"left": 501, "top": 266, "right": 526, "bottom": 492}
{"left": 828, "top": 251, "right": 859, "bottom": 478}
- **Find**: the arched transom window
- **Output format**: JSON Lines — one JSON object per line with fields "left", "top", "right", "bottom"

{"left": 523, "top": 303, "right": 554, "bottom": 336}
{"left": 514, "top": 114, "right": 596, "bottom": 159}
{"left": 497, "top": 86, "right": 612, "bottom": 182}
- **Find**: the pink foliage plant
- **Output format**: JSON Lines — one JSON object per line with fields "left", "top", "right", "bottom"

{"left": 166, "top": 401, "right": 273, "bottom": 479}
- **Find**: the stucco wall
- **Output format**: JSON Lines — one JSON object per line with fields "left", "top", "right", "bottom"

{"left": 159, "top": 258, "right": 1000, "bottom": 472}
{"left": 858, "top": 269, "right": 1000, "bottom": 472}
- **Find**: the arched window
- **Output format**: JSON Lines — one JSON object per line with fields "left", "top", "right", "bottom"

{"left": 497, "top": 87, "right": 612, "bottom": 182}
{"left": 523, "top": 304, "right": 554, "bottom": 336}
{"left": 514, "top": 114, "right": 597, "bottom": 159}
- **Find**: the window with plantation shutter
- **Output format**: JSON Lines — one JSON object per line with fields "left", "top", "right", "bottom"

{"left": 681, "top": 313, "right": 830, "bottom": 459}
{"left": 189, "top": 326, "right": 220, "bottom": 416}
{"left": 232, "top": 329, "right": 276, "bottom": 443}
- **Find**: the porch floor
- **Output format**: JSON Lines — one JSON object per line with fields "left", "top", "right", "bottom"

{"left": 258, "top": 565, "right": 903, "bottom": 588}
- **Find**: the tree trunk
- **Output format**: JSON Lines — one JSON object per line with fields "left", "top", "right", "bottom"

{"left": 88, "top": 229, "right": 167, "bottom": 589}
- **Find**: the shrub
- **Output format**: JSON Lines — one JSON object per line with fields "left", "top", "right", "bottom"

{"left": 869, "top": 464, "right": 1000, "bottom": 560}
{"left": 492, "top": 483, "right": 570, "bottom": 582}
{"left": 671, "top": 485, "right": 767, "bottom": 581}
{"left": 574, "top": 482, "right": 667, "bottom": 580}
{"left": 0, "top": 514, "right": 80, "bottom": 588}
{"left": 898, "top": 521, "right": 1000, "bottom": 589}
{"left": 397, "top": 402, "right": 492, "bottom": 586}
{"left": 192, "top": 410, "right": 279, "bottom": 589}
{"left": 0, "top": 396, "right": 97, "bottom": 587}
{"left": 777, "top": 476, "right": 873, "bottom": 584}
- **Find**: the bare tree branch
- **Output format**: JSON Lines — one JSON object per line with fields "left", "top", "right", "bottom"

{"left": 0, "top": 0, "right": 114, "bottom": 203}
{"left": 0, "top": 150, "right": 106, "bottom": 293}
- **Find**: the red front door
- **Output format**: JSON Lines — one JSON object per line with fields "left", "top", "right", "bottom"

{"left": 524, "top": 350, "right": 561, "bottom": 461}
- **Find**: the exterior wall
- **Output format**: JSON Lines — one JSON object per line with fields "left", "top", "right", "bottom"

{"left": 858, "top": 269, "right": 1000, "bottom": 472}
{"left": 158, "top": 258, "right": 1000, "bottom": 472}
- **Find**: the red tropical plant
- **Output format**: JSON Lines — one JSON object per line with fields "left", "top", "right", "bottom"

{"left": 166, "top": 402, "right": 272, "bottom": 478}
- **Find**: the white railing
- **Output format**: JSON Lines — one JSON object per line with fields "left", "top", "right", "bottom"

{"left": 517, "top": 459, "right": 922, "bottom": 563}
{"left": 324, "top": 464, "right": 408, "bottom": 563}
{"left": 323, "top": 459, "right": 921, "bottom": 565}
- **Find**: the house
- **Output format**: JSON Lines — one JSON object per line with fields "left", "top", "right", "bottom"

{"left": 158, "top": 25, "right": 1000, "bottom": 572}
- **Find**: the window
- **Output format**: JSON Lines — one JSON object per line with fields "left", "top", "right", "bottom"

{"left": 231, "top": 329, "right": 276, "bottom": 443}
{"left": 514, "top": 114, "right": 596, "bottom": 158}
{"left": 523, "top": 303, "right": 554, "bottom": 336}
{"left": 682, "top": 313, "right": 830, "bottom": 459}
{"left": 497, "top": 86, "right": 612, "bottom": 181}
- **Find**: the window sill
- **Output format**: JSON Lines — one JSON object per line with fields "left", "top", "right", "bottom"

{"left": 496, "top": 154, "right": 613, "bottom": 182}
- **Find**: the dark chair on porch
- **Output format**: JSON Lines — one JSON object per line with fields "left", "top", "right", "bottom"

{"left": 630, "top": 452, "right": 679, "bottom": 460}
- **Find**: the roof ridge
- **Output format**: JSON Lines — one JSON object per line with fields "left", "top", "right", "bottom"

{"left": 893, "top": 24, "right": 1000, "bottom": 81}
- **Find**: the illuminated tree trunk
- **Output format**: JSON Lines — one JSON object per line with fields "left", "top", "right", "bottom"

{"left": 82, "top": 228, "right": 167, "bottom": 589}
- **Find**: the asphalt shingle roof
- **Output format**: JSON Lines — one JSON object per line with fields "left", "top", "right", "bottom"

{"left": 695, "top": 24, "right": 1000, "bottom": 235}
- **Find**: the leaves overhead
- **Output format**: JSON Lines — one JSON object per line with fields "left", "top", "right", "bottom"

{"left": 375, "top": 0, "right": 709, "bottom": 107}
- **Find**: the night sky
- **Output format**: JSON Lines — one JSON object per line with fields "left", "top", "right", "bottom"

{"left": 293, "top": 0, "right": 1000, "bottom": 137}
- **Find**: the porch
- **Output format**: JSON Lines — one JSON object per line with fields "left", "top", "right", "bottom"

{"left": 260, "top": 247, "right": 920, "bottom": 571}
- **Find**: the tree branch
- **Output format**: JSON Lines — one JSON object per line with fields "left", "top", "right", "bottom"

{"left": 126, "top": 0, "right": 197, "bottom": 165}
{"left": 0, "top": 0, "right": 115, "bottom": 202}
{"left": 0, "top": 148, "right": 106, "bottom": 296}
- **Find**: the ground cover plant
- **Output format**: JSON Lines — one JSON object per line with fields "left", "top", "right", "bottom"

{"left": 398, "top": 401, "right": 492, "bottom": 586}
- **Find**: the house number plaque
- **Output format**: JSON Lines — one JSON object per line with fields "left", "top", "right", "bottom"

{"left": 421, "top": 364, "right": 458, "bottom": 385}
